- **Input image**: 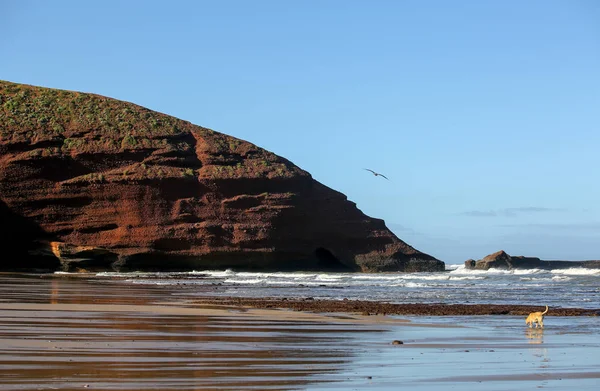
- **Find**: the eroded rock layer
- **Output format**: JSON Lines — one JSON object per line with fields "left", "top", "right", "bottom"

{"left": 0, "top": 80, "right": 443, "bottom": 272}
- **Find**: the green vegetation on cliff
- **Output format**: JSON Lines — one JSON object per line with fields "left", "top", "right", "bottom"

{"left": 0, "top": 80, "right": 302, "bottom": 181}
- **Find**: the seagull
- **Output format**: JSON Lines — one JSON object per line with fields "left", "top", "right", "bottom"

{"left": 364, "top": 168, "right": 389, "bottom": 180}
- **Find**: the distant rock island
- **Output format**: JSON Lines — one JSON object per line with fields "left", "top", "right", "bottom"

{"left": 0, "top": 80, "right": 444, "bottom": 273}
{"left": 465, "top": 250, "right": 600, "bottom": 270}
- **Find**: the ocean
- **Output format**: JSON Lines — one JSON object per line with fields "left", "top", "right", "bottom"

{"left": 91, "top": 264, "right": 600, "bottom": 309}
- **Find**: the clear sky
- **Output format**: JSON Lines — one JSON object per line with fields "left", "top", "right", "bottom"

{"left": 2, "top": 0, "right": 599, "bottom": 264}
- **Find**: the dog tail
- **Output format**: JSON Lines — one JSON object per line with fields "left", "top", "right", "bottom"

{"left": 542, "top": 305, "right": 549, "bottom": 315}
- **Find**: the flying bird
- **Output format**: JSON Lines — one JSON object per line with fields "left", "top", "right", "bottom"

{"left": 364, "top": 168, "right": 389, "bottom": 180}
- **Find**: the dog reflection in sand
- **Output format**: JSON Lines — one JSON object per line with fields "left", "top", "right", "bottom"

{"left": 526, "top": 305, "right": 549, "bottom": 328}
{"left": 525, "top": 328, "right": 544, "bottom": 344}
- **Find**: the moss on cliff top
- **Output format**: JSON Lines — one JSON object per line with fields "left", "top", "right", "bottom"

{"left": 0, "top": 80, "right": 308, "bottom": 180}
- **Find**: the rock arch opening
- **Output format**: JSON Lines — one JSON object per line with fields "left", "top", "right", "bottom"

{"left": 314, "top": 247, "right": 351, "bottom": 271}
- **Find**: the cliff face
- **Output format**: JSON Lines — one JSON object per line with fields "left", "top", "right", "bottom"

{"left": 0, "top": 80, "right": 444, "bottom": 272}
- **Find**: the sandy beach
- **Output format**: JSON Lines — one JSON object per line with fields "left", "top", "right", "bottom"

{"left": 1, "top": 273, "right": 599, "bottom": 390}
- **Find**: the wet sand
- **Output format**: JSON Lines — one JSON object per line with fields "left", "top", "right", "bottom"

{"left": 1, "top": 273, "right": 599, "bottom": 390}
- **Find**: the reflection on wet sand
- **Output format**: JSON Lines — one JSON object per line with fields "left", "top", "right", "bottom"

{"left": 0, "top": 274, "right": 381, "bottom": 390}
{"left": 525, "top": 328, "right": 549, "bottom": 369}
{"left": 525, "top": 328, "right": 544, "bottom": 344}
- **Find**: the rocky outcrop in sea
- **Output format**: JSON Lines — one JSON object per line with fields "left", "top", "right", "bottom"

{"left": 465, "top": 250, "right": 600, "bottom": 270}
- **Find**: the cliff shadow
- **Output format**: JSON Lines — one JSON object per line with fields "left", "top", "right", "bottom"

{"left": 0, "top": 199, "right": 59, "bottom": 271}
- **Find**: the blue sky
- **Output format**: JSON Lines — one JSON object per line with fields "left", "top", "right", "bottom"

{"left": 2, "top": 0, "right": 599, "bottom": 263}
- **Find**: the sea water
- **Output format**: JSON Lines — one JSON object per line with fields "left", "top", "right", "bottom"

{"left": 94, "top": 264, "right": 600, "bottom": 309}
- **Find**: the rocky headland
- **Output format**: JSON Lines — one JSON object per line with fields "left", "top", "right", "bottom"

{"left": 0, "top": 80, "right": 443, "bottom": 273}
{"left": 465, "top": 250, "right": 600, "bottom": 270}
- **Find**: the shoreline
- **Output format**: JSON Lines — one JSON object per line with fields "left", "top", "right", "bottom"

{"left": 3, "top": 271, "right": 599, "bottom": 317}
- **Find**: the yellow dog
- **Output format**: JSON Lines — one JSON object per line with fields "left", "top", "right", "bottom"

{"left": 525, "top": 305, "right": 548, "bottom": 328}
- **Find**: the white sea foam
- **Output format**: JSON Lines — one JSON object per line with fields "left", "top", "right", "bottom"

{"left": 199, "top": 269, "right": 235, "bottom": 278}
{"left": 188, "top": 271, "right": 211, "bottom": 276}
{"left": 551, "top": 268, "right": 600, "bottom": 276}
{"left": 401, "top": 274, "right": 483, "bottom": 281}
{"left": 449, "top": 276, "right": 486, "bottom": 281}
{"left": 237, "top": 272, "right": 310, "bottom": 279}
{"left": 263, "top": 280, "right": 300, "bottom": 285}
{"left": 96, "top": 271, "right": 125, "bottom": 277}
{"left": 445, "top": 264, "right": 463, "bottom": 271}
{"left": 126, "top": 279, "right": 174, "bottom": 285}
{"left": 397, "top": 274, "right": 449, "bottom": 281}
{"left": 97, "top": 271, "right": 158, "bottom": 278}
{"left": 486, "top": 268, "right": 519, "bottom": 275}
{"left": 514, "top": 268, "right": 546, "bottom": 275}
{"left": 351, "top": 274, "right": 404, "bottom": 281}
{"left": 390, "top": 282, "right": 428, "bottom": 288}
{"left": 315, "top": 274, "right": 343, "bottom": 282}
{"left": 262, "top": 279, "right": 344, "bottom": 286}
{"left": 224, "top": 278, "right": 264, "bottom": 284}
{"left": 448, "top": 267, "right": 489, "bottom": 276}
{"left": 406, "top": 281, "right": 428, "bottom": 288}
{"left": 551, "top": 275, "right": 573, "bottom": 282}
{"left": 449, "top": 266, "right": 551, "bottom": 277}
{"left": 231, "top": 272, "right": 271, "bottom": 278}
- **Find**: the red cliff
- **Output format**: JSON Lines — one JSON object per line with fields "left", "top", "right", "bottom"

{"left": 0, "top": 80, "right": 443, "bottom": 272}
